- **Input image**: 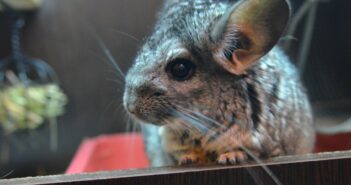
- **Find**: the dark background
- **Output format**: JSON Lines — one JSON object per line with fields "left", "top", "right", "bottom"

{"left": 0, "top": 0, "right": 350, "bottom": 178}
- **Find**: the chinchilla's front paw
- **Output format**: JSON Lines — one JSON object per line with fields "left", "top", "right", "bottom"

{"left": 179, "top": 153, "right": 203, "bottom": 165}
{"left": 216, "top": 150, "right": 248, "bottom": 165}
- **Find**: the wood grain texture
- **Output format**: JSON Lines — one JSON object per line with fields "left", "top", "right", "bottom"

{"left": 1, "top": 151, "right": 351, "bottom": 185}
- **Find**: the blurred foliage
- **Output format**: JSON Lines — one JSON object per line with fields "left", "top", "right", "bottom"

{"left": 0, "top": 83, "right": 67, "bottom": 134}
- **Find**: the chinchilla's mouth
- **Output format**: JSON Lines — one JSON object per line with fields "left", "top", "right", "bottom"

{"left": 128, "top": 109, "right": 173, "bottom": 126}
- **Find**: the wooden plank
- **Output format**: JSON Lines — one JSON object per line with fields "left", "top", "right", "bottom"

{"left": 1, "top": 150, "right": 351, "bottom": 185}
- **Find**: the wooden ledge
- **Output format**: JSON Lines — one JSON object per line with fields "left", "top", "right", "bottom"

{"left": 1, "top": 150, "right": 351, "bottom": 185}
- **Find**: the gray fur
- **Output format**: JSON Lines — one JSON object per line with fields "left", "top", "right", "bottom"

{"left": 123, "top": 0, "right": 315, "bottom": 166}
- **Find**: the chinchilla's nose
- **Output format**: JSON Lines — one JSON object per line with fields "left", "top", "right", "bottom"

{"left": 123, "top": 82, "right": 165, "bottom": 115}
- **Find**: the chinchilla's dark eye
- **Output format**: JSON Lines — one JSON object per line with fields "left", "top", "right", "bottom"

{"left": 166, "top": 58, "right": 195, "bottom": 81}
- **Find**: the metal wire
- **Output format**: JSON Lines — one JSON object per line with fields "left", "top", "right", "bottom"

{"left": 0, "top": 2, "right": 61, "bottom": 152}
{"left": 0, "top": 14, "right": 58, "bottom": 86}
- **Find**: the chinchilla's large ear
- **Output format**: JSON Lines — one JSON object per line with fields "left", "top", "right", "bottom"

{"left": 211, "top": 0, "right": 290, "bottom": 75}
{"left": 164, "top": 0, "right": 179, "bottom": 7}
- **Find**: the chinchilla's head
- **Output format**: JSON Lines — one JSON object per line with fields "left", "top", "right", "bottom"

{"left": 124, "top": 0, "right": 290, "bottom": 126}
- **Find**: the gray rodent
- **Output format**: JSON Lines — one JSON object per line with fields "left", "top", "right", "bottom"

{"left": 123, "top": 0, "right": 315, "bottom": 166}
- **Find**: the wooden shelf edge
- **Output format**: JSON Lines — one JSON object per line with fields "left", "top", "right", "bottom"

{"left": 1, "top": 150, "right": 351, "bottom": 185}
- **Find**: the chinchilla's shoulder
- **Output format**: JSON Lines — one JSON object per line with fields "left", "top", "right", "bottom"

{"left": 262, "top": 47, "right": 300, "bottom": 79}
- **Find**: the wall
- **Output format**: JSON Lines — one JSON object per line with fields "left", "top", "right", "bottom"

{"left": 0, "top": 0, "right": 162, "bottom": 177}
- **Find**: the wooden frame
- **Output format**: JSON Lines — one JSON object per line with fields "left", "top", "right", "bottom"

{"left": 1, "top": 150, "right": 350, "bottom": 185}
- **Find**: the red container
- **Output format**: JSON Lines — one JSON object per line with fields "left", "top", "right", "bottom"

{"left": 66, "top": 133, "right": 149, "bottom": 174}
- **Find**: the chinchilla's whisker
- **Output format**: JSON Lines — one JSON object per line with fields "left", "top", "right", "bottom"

{"left": 124, "top": 113, "right": 140, "bottom": 133}
{"left": 90, "top": 51, "right": 124, "bottom": 85}
{"left": 86, "top": 24, "right": 125, "bottom": 80}
{"left": 110, "top": 29, "right": 140, "bottom": 43}
{"left": 105, "top": 77, "right": 122, "bottom": 85}
{"left": 168, "top": 110, "right": 201, "bottom": 133}
{"left": 0, "top": 170, "right": 14, "bottom": 179}
{"left": 107, "top": 69, "right": 125, "bottom": 85}
{"left": 126, "top": 118, "right": 142, "bottom": 166}
{"left": 175, "top": 105, "right": 224, "bottom": 129}
{"left": 165, "top": 105, "right": 279, "bottom": 184}
{"left": 95, "top": 36, "right": 125, "bottom": 79}
{"left": 169, "top": 107, "right": 210, "bottom": 134}
{"left": 125, "top": 116, "right": 132, "bottom": 133}
{"left": 246, "top": 169, "right": 266, "bottom": 185}
{"left": 162, "top": 117, "right": 191, "bottom": 137}
{"left": 164, "top": 120, "right": 183, "bottom": 137}
{"left": 174, "top": 105, "right": 280, "bottom": 185}
{"left": 236, "top": 145, "right": 282, "bottom": 185}
{"left": 132, "top": 118, "right": 139, "bottom": 133}
{"left": 192, "top": 111, "right": 225, "bottom": 128}
{"left": 116, "top": 102, "right": 125, "bottom": 116}
{"left": 172, "top": 110, "right": 210, "bottom": 134}
{"left": 96, "top": 93, "right": 121, "bottom": 132}
{"left": 132, "top": 117, "right": 141, "bottom": 133}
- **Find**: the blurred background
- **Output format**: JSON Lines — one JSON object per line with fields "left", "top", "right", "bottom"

{"left": 0, "top": 0, "right": 350, "bottom": 179}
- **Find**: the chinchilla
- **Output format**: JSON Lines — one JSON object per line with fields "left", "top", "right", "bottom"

{"left": 123, "top": 0, "right": 315, "bottom": 166}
